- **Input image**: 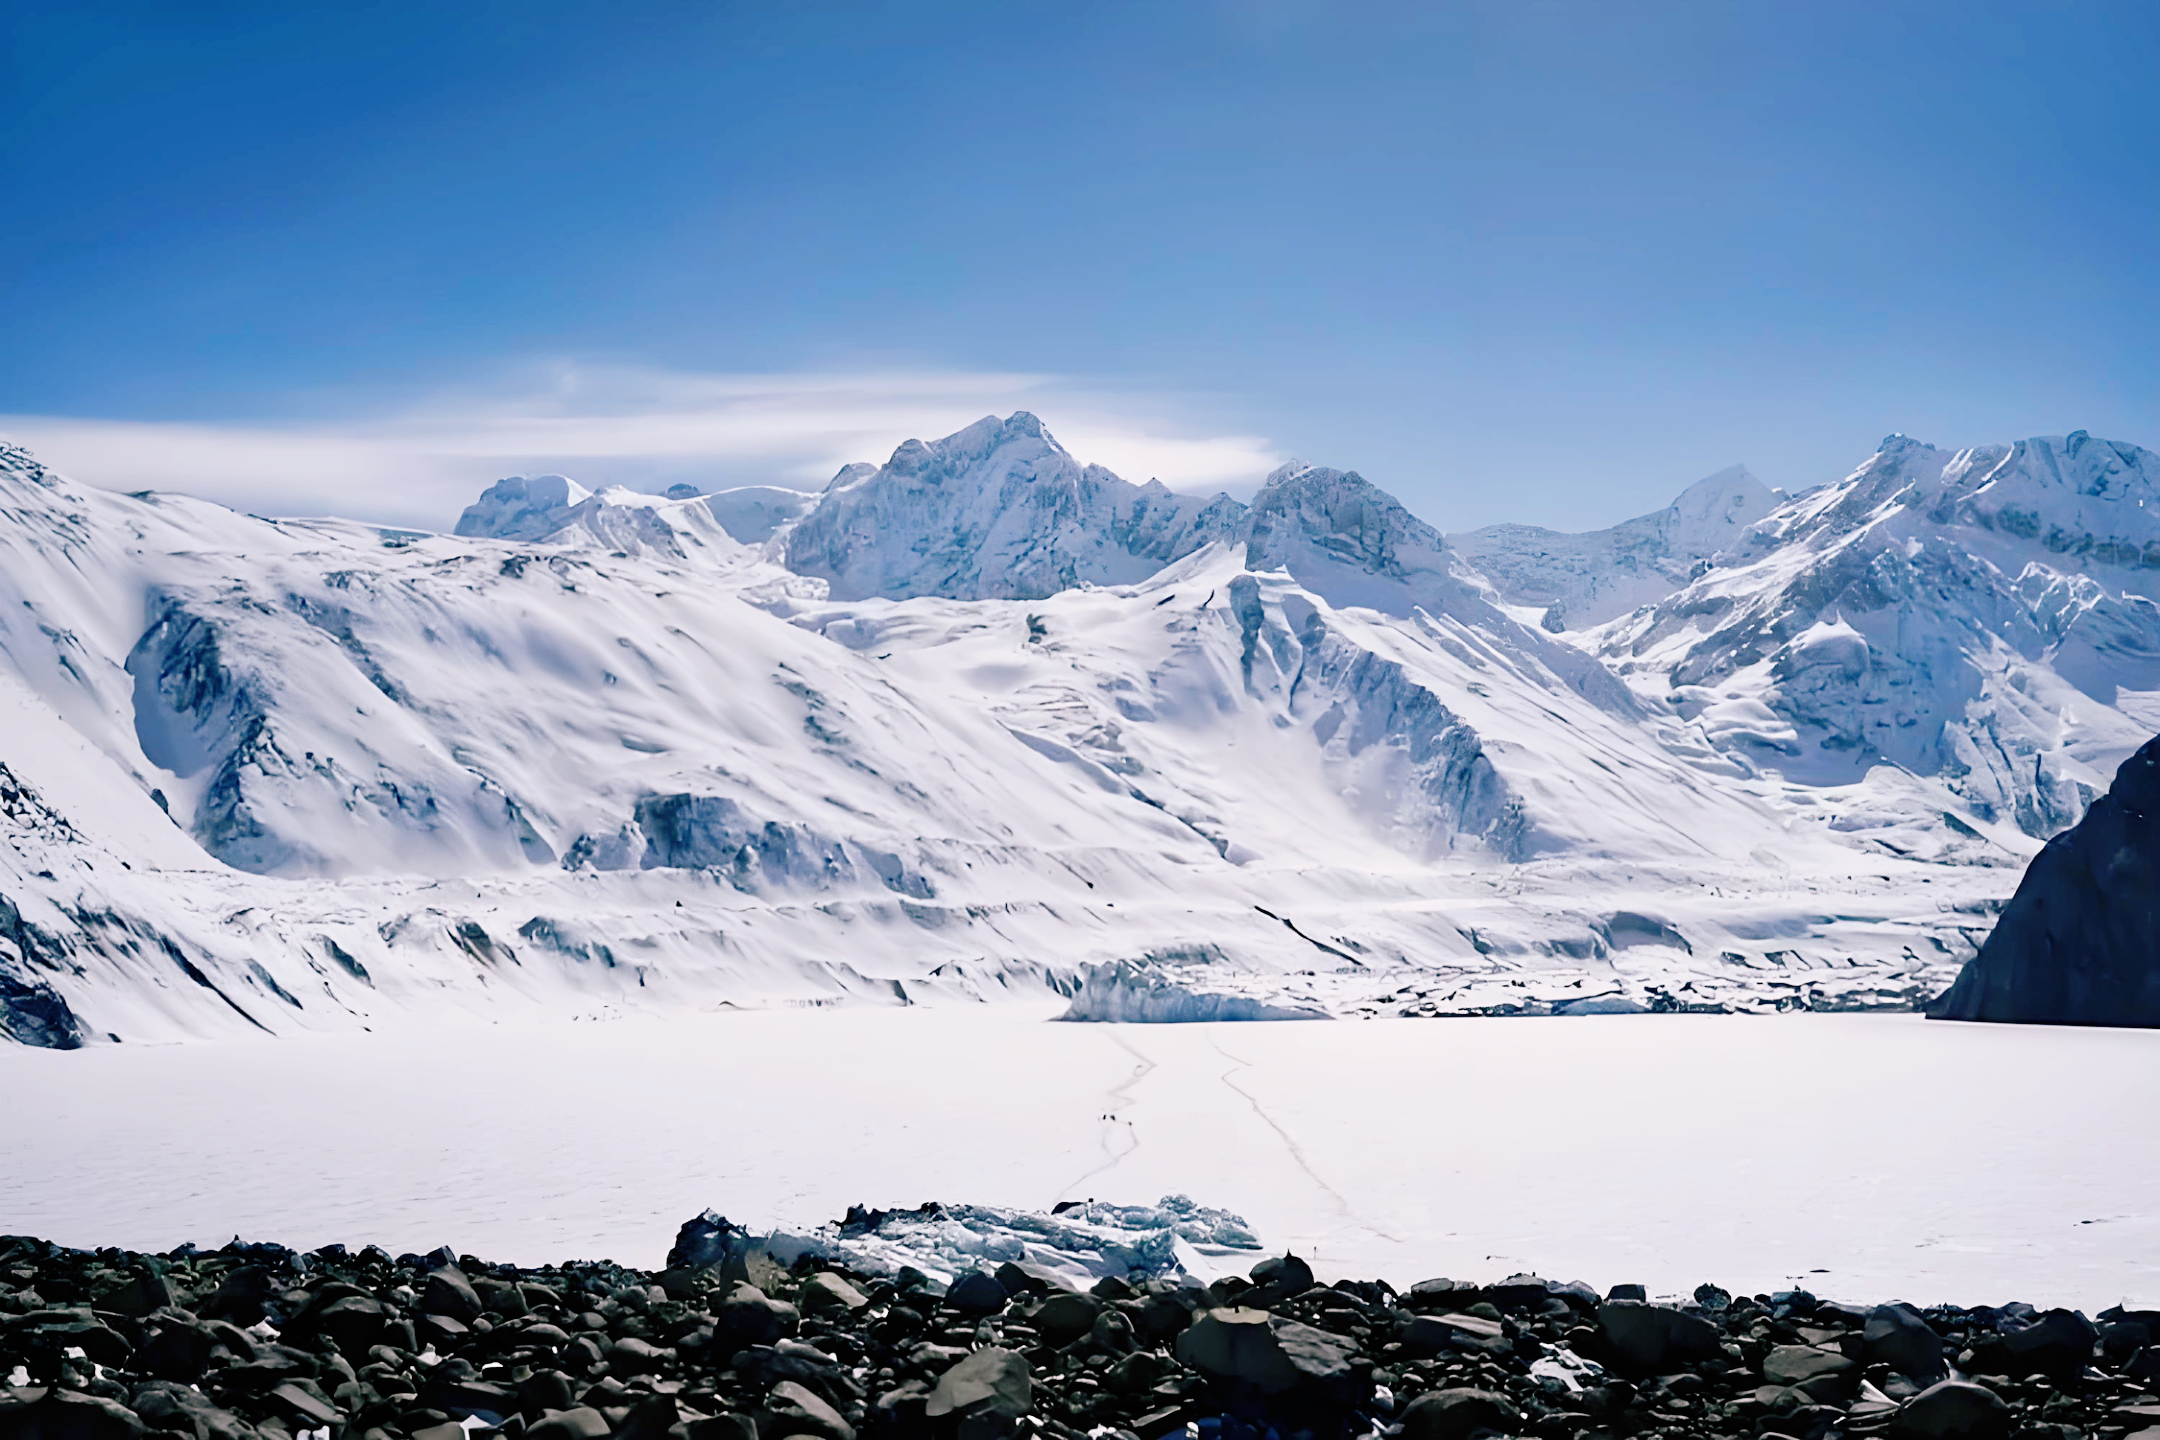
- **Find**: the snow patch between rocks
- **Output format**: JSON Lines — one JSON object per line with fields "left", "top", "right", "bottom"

{"left": 705, "top": 1197, "right": 1267, "bottom": 1291}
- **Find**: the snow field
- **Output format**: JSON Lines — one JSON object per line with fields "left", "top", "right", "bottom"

{"left": 2, "top": 1007, "right": 2156, "bottom": 1312}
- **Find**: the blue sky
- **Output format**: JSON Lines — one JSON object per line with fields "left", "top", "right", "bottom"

{"left": 2, "top": 1, "right": 2155, "bottom": 529}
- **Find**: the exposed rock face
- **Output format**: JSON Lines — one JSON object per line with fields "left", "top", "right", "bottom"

{"left": 1929, "top": 734, "right": 2160, "bottom": 1025}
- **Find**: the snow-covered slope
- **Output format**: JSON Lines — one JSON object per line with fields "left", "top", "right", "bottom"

{"left": 7, "top": 419, "right": 2155, "bottom": 1046}
{"left": 457, "top": 473, "right": 750, "bottom": 561}
{"left": 1591, "top": 433, "right": 2160, "bottom": 844}
{"left": 1451, "top": 465, "right": 1785, "bottom": 630}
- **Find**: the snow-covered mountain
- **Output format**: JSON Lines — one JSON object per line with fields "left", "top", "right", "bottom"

{"left": 1592, "top": 432, "right": 2160, "bottom": 843}
{"left": 778, "top": 412, "right": 1245, "bottom": 601}
{"left": 2, "top": 417, "right": 2153, "bottom": 1045}
{"left": 1451, "top": 465, "right": 1786, "bottom": 630}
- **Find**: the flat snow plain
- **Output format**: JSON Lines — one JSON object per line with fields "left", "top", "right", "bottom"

{"left": 4, "top": 1008, "right": 2156, "bottom": 1312}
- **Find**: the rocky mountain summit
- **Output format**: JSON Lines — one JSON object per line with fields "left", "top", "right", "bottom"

{"left": 3, "top": 1220, "right": 2156, "bottom": 1440}
{"left": 777, "top": 414, "right": 1245, "bottom": 602}
{"left": 1929, "top": 733, "right": 2160, "bottom": 1026}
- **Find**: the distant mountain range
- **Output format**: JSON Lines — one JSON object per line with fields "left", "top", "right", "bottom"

{"left": 3, "top": 416, "right": 2155, "bottom": 1044}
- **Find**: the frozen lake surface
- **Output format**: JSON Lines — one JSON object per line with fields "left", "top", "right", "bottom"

{"left": 4, "top": 1008, "right": 2156, "bottom": 1312}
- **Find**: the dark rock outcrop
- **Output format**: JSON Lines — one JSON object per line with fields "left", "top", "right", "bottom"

{"left": 1929, "top": 734, "right": 2160, "bottom": 1025}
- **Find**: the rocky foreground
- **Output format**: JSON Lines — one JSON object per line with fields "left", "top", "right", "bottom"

{"left": 4, "top": 1226, "right": 2159, "bottom": 1440}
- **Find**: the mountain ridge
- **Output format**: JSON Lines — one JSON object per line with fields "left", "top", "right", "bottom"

{"left": 3, "top": 419, "right": 2157, "bottom": 1043}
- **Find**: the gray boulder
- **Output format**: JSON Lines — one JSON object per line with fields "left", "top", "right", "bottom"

{"left": 759, "top": 1381, "right": 855, "bottom": 1440}
{"left": 926, "top": 1348, "right": 1032, "bottom": 1421}
{"left": 1173, "top": 1308, "right": 1363, "bottom": 1397}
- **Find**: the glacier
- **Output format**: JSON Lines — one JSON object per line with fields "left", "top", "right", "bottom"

{"left": 2, "top": 415, "right": 2156, "bottom": 1045}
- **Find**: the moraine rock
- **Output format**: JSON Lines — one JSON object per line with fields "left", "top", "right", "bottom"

{"left": 1173, "top": 1307, "right": 1365, "bottom": 1398}
{"left": 1866, "top": 1302, "right": 1948, "bottom": 1383}
{"left": 759, "top": 1380, "right": 854, "bottom": 1440}
{"left": 1596, "top": 1299, "right": 1722, "bottom": 1371}
{"left": 1396, "top": 1387, "right": 1524, "bottom": 1440}
{"left": 1930, "top": 734, "right": 2160, "bottom": 1026}
{"left": 925, "top": 1347, "right": 1032, "bottom": 1422}
{"left": 1893, "top": 1379, "right": 2013, "bottom": 1439}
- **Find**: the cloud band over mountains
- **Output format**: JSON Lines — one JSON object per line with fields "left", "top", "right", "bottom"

{"left": 0, "top": 362, "right": 1287, "bottom": 530}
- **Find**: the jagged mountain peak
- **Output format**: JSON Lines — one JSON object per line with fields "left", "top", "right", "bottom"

{"left": 779, "top": 413, "right": 1239, "bottom": 601}
{"left": 883, "top": 411, "right": 1063, "bottom": 481}
{"left": 1246, "top": 463, "right": 1455, "bottom": 602}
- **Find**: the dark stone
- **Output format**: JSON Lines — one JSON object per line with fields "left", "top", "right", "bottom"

{"left": 871, "top": 1382, "right": 932, "bottom": 1430}
{"left": 266, "top": 1381, "right": 342, "bottom": 1428}
{"left": 1606, "top": 1284, "right": 1647, "bottom": 1302}
{"left": 1028, "top": 1293, "right": 1101, "bottom": 1346}
{"left": 1930, "top": 734, "right": 2160, "bottom": 1025}
{"left": 0, "top": 1388, "right": 145, "bottom": 1440}
{"left": 1596, "top": 1300, "right": 1722, "bottom": 1372}
{"left": 1765, "top": 1345, "right": 1856, "bottom": 1386}
{"left": 1132, "top": 1293, "right": 1198, "bottom": 1342}
{"left": 92, "top": 1274, "right": 173, "bottom": 1320}
{"left": 1488, "top": 1275, "right": 1551, "bottom": 1312}
{"left": 757, "top": 1380, "right": 854, "bottom": 1440}
{"left": 422, "top": 1378, "right": 519, "bottom": 1421}
{"left": 1173, "top": 1308, "right": 1364, "bottom": 1398}
{"left": 127, "top": 1381, "right": 251, "bottom": 1440}
{"left": 1866, "top": 1303, "right": 1947, "bottom": 1384}
{"left": 197, "top": 1266, "right": 276, "bottom": 1325}
{"left": 686, "top": 1417, "right": 758, "bottom": 1440}
{"left": 799, "top": 1273, "right": 869, "bottom": 1315}
{"left": 1248, "top": 1254, "right": 1314, "bottom": 1305}
{"left": 474, "top": 1278, "right": 529, "bottom": 1318}
{"left": 1970, "top": 1309, "right": 2098, "bottom": 1381}
{"left": 716, "top": 1283, "right": 797, "bottom": 1347}
{"left": 21, "top": 1318, "right": 132, "bottom": 1368}
{"left": 1401, "top": 1313, "right": 1508, "bottom": 1359}
{"left": 991, "top": 1263, "right": 1045, "bottom": 1298}
{"left": 612, "top": 1393, "right": 682, "bottom": 1440}
{"left": 925, "top": 1348, "right": 1032, "bottom": 1421}
{"left": 604, "top": 1338, "right": 669, "bottom": 1377}
{"left": 1396, "top": 1387, "right": 1523, "bottom": 1440}
{"left": 2102, "top": 1319, "right": 2153, "bottom": 1362}
{"left": 665, "top": 1212, "right": 746, "bottom": 1275}
{"left": 519, "top": 1372, "right": 577, "bottom": 1417}
{"left": 421, "top": 1267, "right": 484, "bottom": 1325}
{"left": 525, "top": 1406, "right": 613, "bottom": 1440}
{"left": 1892, "top": 1379, "right": 2012, "bottom": 1438}
{"left": 945, "top": 1271, "right": 1010, "bottom": 1318}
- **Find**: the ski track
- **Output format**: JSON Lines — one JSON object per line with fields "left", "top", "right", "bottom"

{"left": 1057, "top": 1029, "right": 1155, "bottom": 1201}
{"left": 1210, "top": 1038, "right": 1401, "bottom": 1246}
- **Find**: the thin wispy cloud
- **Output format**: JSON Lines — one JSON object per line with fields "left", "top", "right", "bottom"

{"left": 0, "top": 363, "right": 1287, "bottom": 530}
